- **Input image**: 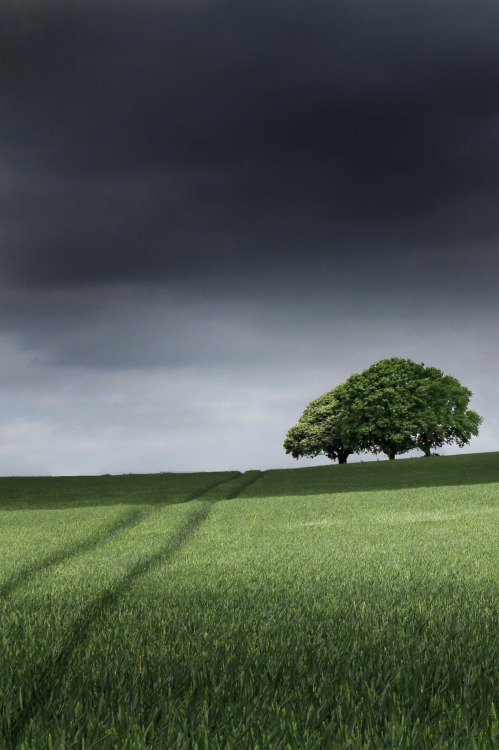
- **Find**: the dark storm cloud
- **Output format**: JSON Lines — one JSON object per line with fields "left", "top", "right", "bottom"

{"left": 2, "top": 0, "right": 499, "bottom": 291}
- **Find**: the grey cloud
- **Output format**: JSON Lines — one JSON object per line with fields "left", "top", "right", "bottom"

{"left": 0, "top": 278, "right": 496, "bottom": 377}
{"left": 0, "top": 307, "right": 495, "bottom": 476}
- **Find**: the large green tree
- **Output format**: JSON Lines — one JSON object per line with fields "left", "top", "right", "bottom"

{"left": 284, "top": 358, "right": 483, "bottom": 462}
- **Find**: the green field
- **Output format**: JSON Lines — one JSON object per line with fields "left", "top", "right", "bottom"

{"left": 1, "top": 453, "right": 498, "bottom": 749}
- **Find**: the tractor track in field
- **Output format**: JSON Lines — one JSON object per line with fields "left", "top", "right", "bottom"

{"left": 0, "top": 504, "right": 158, "bottom": 601}
{"left": 180, "top": 471, "right": 244, "bottom": 502}
{"left": 4, "top": 475, "right": 236, "bottom": 750}
{"left": 224, "top": 469, "right": 264, "bottom": 499}
{"left": 196, "top": 470, "right": 265, "bottom": 503}
{"left": 0, "top": 474, "right": 239, "bottom": 602}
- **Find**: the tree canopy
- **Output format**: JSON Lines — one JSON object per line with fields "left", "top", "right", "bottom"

{"left": 283, "top": 386, "right": 354, "bottom": 465}
{"left": 284, "top": 358, "right": 483, "bottom": 463}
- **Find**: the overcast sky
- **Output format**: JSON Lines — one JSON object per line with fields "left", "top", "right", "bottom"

{"left": 1, "top": 0, "right": 498, "bottom": 475}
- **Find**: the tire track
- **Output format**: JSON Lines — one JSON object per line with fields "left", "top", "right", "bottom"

{"left": 225, "top": 469, "right": 264, "bottom": 500}
{"left": 197, "top": 470, "right": 264, "bottom": 503}
{"left": 180, "top": 471, "right": 242, "bottom": 502}
{"left": 96, "top": 469, "right": 267, "bottom": 732}
{"left": 5, "top": 498, "right": 217, "bottom": 750}
{"left": 2, "top": 474, "right": 245, "bottom": 746}
{"left": 0, "top": 474, "right": 238, "bottom": 601}
{"left": 0, "top": 505, "right": 157, "bottom": 600}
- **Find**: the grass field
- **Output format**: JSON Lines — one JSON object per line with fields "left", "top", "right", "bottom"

{"left": 0, "top": 453, "right": 498, "bottom": 749}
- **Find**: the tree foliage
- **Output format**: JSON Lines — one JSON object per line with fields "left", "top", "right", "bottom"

{"left": 284, "top": 358, "right": 483, "bottom": 462}
{"left": 283, "top": 386, "right": 354, "bottom": 464}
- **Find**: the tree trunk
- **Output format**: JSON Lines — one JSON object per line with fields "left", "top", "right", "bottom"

{"left": 337, "top": 448, "right": 351, "bottom": 464}
{"left": 388, "top": 452, "right": 396, "bottom": 460}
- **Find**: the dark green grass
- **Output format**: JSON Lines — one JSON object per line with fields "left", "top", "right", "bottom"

{"left": 11, "top": 480, "right": 497, "bottom": 749}
{"left": 242, "top": 451, "right": 499, "bottom": 498}
{"left": 0, "top": 454, "right": 497, "bottom": 748}
{"left": 0, "top": 470, "right": 239, "bottom": 510}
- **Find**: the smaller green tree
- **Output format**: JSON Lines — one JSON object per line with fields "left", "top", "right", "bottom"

{"left": 283, "top": 385, "right": 357, "bottom": 464}
{"left": 409, "top": 366, "right": 483, "bottom": 457}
